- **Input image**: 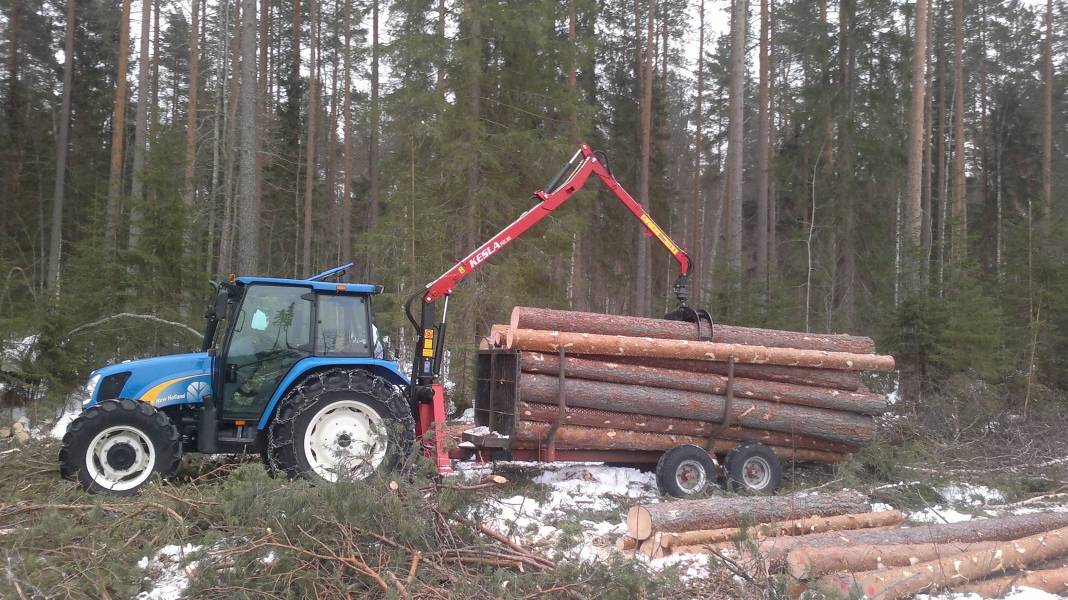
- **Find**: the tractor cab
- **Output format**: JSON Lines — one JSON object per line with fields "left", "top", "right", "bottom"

{"left": 62, "top": 264, "right": 414, "bottom": 494}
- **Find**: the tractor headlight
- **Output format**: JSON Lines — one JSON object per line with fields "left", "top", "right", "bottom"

{"left": 82, "top": 373, "right": 101, "bottom": 406}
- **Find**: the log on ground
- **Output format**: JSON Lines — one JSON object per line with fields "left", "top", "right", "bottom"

{"left": 786, "top": 541, "right": 1003, "bottom": 579}
{"left": 953, "top": 564, "right": 1068, "bottom": 597}
{"left": 626, "top": 490, "right": 870, "bottom": 541}
{"left": 510, "top": 307, "right": 876, "bottom": 354}
{"left": 662, "top": 510, "right": 904, "bottom": 549}
{"left": 506, "top": 329, "right": 896, "bottom": 372}
{"left": 755, "top": 511, "right": 1068, "bottom": 566}
{"left": 510, "top": 422, "right": 849, "bottom": 464}
{"left": 519, "top": 374, "right": 877, "bottom": 447}
{"left": 520, "top": 352, "right": 887, "bottom": 415}
{"left": 516, "top": 401, "right": 860, "bottom": 455}
{"left": 814, "top": 525, "right": 1068, "bottom": 600}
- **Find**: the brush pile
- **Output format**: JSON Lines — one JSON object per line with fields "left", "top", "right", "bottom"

{"left": 480, "top": 307, "right": 895, "bottom": 464}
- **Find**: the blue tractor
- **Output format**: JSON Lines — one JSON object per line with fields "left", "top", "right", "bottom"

{"left": 60, "top": 264, "right": 416, "bottom": 494}
{"left": 60, "top": 146, "right": 708, "bottom": 494}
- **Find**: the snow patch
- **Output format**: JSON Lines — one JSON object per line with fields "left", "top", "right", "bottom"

{"left": 50, "top": 408, "right": 81, "bottom": 440}
{"left": 457, "top": 408, "right": 475, "bottom": 424}
{"left": 939, "top": 483, "right": 1005, "bottom": 505}
{"left": 137, "top": 544, "right": 202, "bottom": 600}
{"left": 920, "top": 588, "right": 1068, "bottom": 600}
{"left": 648, "top": 552, "right": 712, "bottom": 582}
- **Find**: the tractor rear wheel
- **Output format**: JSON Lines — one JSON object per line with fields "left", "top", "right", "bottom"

{"left": 267, "top": 369, "right": 415, "bottom": 483}
{"left": 58, "top": 399, "right": 182, "bottom": 495}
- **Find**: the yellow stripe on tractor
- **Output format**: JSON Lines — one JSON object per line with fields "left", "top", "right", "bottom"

{"left": 140, "top": 375, "right": 198, "bottom": 404}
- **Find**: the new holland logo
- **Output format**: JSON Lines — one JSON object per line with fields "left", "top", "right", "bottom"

{"left": 185, "top": 381, "right": 209, "bottom": 402}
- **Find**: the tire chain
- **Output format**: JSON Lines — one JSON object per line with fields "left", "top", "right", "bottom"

{"left": 266, "top": 368, "right": 416, "bottom": 478}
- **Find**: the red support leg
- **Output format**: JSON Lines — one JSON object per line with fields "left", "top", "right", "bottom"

{"left": 430, "top": 383, "right": 453, "bottom": 473}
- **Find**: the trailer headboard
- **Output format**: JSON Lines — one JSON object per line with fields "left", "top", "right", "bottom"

{"left": 474, "top": 350, "right": 520, "bottom": 437}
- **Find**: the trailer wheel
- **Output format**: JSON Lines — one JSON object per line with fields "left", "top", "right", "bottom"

{"left": 725, "top": 442, "right": 782, "bottom": 494}
{"left": 655, "top": 445, "right": 718, "bottom": 498}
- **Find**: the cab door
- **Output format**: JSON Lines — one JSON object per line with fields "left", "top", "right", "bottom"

{"left": 219, "top": 284, "right": 314, "bottom": 420}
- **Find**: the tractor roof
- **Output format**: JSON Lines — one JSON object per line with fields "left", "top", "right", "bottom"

{"left": 236, "top": 276, "right": 381, "bottom": 294}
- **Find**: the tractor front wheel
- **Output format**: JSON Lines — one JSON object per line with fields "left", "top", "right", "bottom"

{"left": 58, "top": 399, "right": 182, "bottom": 495}
{"left": 267, "top": 369, "right": 415, "bottom": 483}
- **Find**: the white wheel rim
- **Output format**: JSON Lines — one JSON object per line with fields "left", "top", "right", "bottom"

{"left": 84, "top": 425, "right": 157, "bottom": 491}
{"left": 675, "top": 459, "right": 708, "bottom": 494}
{"left": 303, "top": 400, "right": 388, "bottom": 482}
{"left": 742, "top": 456, "right": 772, "bottom": 490}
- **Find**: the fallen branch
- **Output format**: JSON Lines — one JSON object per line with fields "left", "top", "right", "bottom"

{"left": 62, "top": 312, "right": 201, "bottom": 342}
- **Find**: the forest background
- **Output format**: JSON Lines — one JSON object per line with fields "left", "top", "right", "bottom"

{"left": 0, "top": 0, "right": 1065, "bottom": 420}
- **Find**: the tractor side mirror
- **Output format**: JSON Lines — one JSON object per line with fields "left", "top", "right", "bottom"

{"left": 226, "top": 363, "right": 238, "bottom": 383}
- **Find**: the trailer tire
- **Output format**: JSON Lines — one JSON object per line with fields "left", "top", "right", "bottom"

{"left": 58, "top": 399, "right": 182, "bottom": 495}
{"left": 725, "top": 442, "right": 782, "bottom": 494}
{"left": 655, "top": 444, "right": 718, "bottom": 498}
{"left": 267, "top": 369, "right": 415, "bottom": 483}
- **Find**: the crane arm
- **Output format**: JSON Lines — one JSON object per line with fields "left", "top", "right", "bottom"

{"left": 406, "top": 145, "right": 699, "bottom": 474}
{"left": 419, "top": 145, "right": 690, "bottom": 304}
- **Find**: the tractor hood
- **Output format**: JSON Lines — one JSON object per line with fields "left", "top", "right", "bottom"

{"left": 86, "top": 352, "right": 214, "bottom": 409}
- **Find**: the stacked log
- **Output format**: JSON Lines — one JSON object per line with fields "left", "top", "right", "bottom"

{"left": 617, "top": 491, "right": 890, "bottom": 560}
{"left": 773, "top": 511, "right": 1068, "bottom": 599}
{"left": 482, "top": 307, "right": 894, "bottom": 463}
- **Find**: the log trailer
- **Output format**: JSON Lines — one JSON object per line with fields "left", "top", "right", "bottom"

{"left": 59, "top": 144, "right": 762, "bottom": 498}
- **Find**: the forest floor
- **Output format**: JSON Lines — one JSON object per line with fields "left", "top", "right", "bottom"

{"left": 2, "top": 404, "right": 1068, "bottom": 599}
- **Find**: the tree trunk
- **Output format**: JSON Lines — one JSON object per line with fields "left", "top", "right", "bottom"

{"left": 955, "top": 565, "right": 1068, "bottom": 597}
{"left": 518, "top": 352, "right": 887, "bottom": 415}
{"left": 905, "top": 0, "right": 929, "bottom": 291}
{"left": 106, "top": 0, "right": 133, "bottom": 247}
{"left": 47, "top": 0, "right": 76, "bottom": 291}
{"left": 510, "top": 307, "right": 876, "bottom": 353}
{"left": 341, "top": 0, "right": 352, "bottom": 268}
{"left": 816, "top": 526, "right": 1068, "bottom": 600}
{"left": 689, "top": 0, "right": 704, "bottom": 303}
{"left": 184, "top": 0, "right": 200, "bottom": 207}
{"left": 506, "top": 330, "right": 895, "bottom": 372}
{"left": 836, "top": 0, "right": 856, "bottom": 326}
{"left": 235, "top": 0, "right": 258, "bottom": 273}
{"left": 660, "top": 511, "right": 904, "bottom": 550}
{"left": 518, "top": 374, "right": 878, "bottom": 446}
{"left": 515, "top": 401, "right": 860, "bottom": 454}
{"left": 950, "top": 0, "right": 965, "bottom": 264}
{"left": 301, "top": 0, "right": 317, "bottom": 275}
{"left": 634, "top": 0, "right": 655, "bottom": 316}
{"left": 436, "top": 0, "right": 445, "bottom": 91}
{"left": 787, "top": 541, "right": 1003, "bottom": 580}
{"left": 755, "top": 511, "right": 1068, "bottom": 566}
{"left": 1042, "top": 0, "right": 1053, "bottom": 238}
{"left": 755, "top": 0, "right": 770, "bottom": 298}
{"left": 627, "top": 490, "right": 870, "bottom": 540}
{"left": 725, "top": 0, "right": 746, "bottom": 279}
{"left": 368, "top": 0, "right": 380, "bottom": 244}
{"left": 934, "top": 0, "right": 947, "bottom": 288}
{"left": 511, "top": 422, "right": 847, "bottom": 464}
{"left": 129, "top": 0, "right": 151, "bottom": 248}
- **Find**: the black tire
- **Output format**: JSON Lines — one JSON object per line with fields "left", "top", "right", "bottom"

{"left": 267, "top": 369, "right": 415, "bottom": 482}
{"left": 58, "top": 399, "right": 182, "bottom": 496}
{"left": 725, "top": 442, "right": 782, "bottom": 494}
{"left": 655, "top": 444, "right": 719, "bottom": 498}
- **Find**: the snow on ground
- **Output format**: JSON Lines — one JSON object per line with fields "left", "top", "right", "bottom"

{"left": 908, "top": 482, "right": 1007, "bottom": 524}
{"left": 920, "top": 588, "right": 1067, "bottom": 600}
{"left": 647, "top": 551, "right": 712, "bottom": 582}
{"left": 460, "top": 461, "right": 657, "bottom": 561}
{"left": 49, "top": 407, "right": 80, "bottom": 440}
{"left": 457, "top": 407, "right": 475, "bottom": 424}
{"left": 136, "top": 544, "right": 202, "bottom": 600}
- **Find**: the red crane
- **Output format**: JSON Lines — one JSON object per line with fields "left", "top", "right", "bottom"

{"left": 404, "top": 145, "right": 712, "bottom": 472}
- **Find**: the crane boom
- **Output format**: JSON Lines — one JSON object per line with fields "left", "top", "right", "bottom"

{"left": 404, "top": 144, "right": 704, "bottom": 473}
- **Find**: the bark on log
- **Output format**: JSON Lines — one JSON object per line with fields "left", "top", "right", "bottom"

{"left": 662, "top": 511, "right": 904, "bottom": 549}
{"left": 786, "top": 541, "right": 1003, "bottom": 579}
{"left": 953, "top": 564, "right": 1068, "bottom": 597}
{"left": 510, "top": 307, "right": 876, "bottom": 354}
{"left": 506, "top": 329, "right": 896, "bottom": 372}
{"left": 814, "top": 525, "right": 1068, "bottom": 600}
{"left": 755, "top": 511, "right": 1068, "bottom": 566}
{"left": 626, "top": 490, "right": 871, "bottom": 541}
{"left": 516, "top": 401, "right": 860, "bottom": 455}
{"left": 519, "top": 374, "right": 877, "bottom": 447}
{"left": 520, "top": 352, "right": 887, "bottom": 415}
{"left": 511, "top": 422, "right": 849, "bottom": 464}
{"left": 594, "top": 354, "right": 866, "bottom": 391}
{"left": 489, "top": 324, "right": 508, "bottom": 347}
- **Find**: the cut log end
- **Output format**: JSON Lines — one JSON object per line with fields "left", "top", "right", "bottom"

{"left": 628, "top": 506, "right": 653, "bottom": 541}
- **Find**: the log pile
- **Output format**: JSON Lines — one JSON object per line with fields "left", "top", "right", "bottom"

{"left": 483, "top": 307, "right": 894, "bottom": 462}
{"left": 615, "top": 488, "right": 1068, "bottom": 598}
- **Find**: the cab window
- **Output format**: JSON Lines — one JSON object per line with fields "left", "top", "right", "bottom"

{"left": 317, "top": 295, "right": 371, "bottom": 356}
